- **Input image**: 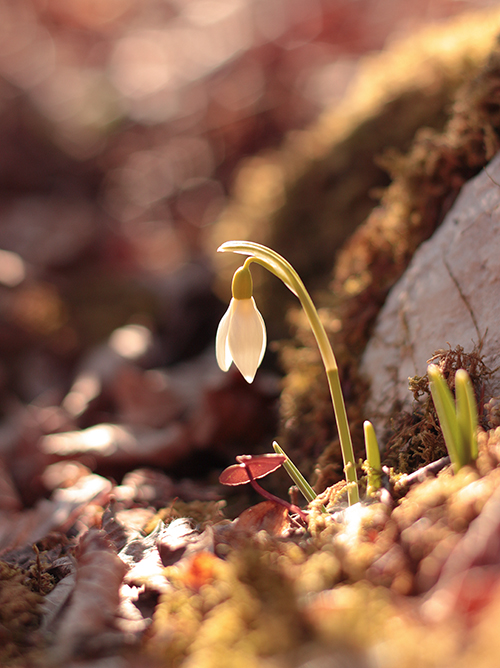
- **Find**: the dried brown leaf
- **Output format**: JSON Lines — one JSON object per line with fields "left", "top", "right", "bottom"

{"left": 49, "top": 528, "right": 127, "bottom": 662}
{"left": 115, "top": 468, "right": 220, "bottom": 507}
{"left": 0, "top": 457, "right": 21, "bottom": 511}
{"left": 425, "top": 483, "right": 500, "bottom": 621}
{"left": 40, "top": 569, "right": 77, "bottom": 635}
{"left": 236, "top": 501, "right": 291, "bottom": 536}
{"left": 119, "top": 522, "right": 170, "bottom": 595}
{"left": 111, "top": 365, "right": 182, "bottom": 428}
{"left": 0, "top": 473, "right": 111, "bottom": 555}
{"left": 40, "top": 423, "right": 192, "bottom": 469}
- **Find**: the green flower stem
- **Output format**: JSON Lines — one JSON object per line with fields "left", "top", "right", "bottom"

{"left": 327, "top": 368, "right": 359, "bottom": 505}
{"left": 219, "top": 241, "right": 359, "bottom": 506}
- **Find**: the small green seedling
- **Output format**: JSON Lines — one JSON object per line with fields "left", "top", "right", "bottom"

{"left": 215, "top": 241, "right": 359, "bottom": 506}
{"left": 272, "top": 441, "right": 327, "bottom": 514}
{"left": 363, "top": 420, "right": 382, "bottom": 496}
{"left": 219, "top": 453, "right": 308, "bottom": 522}
{"left": 427, "top": 364, "right": 479, "bottom": 471}
{"left": 272, "top": 441, "right": 316, "bottom": 504}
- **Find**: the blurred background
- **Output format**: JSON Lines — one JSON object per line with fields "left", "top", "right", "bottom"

{"left": 1, "top": 0, "right": 496, "bottom": 377}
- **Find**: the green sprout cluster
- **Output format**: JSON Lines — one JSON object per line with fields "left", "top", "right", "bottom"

{"left": 428, "top": 364, "right": 479, "bottom": 471}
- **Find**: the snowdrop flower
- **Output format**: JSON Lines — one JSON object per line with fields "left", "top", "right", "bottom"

{"left": 215, "top": 264, "right": 266, "bottom": 383}
{"left": 216, "top": 241, "right": 359, "bottom": 505}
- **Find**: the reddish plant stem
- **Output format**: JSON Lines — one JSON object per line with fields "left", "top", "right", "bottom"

{"left": 243, "top": 463, "right": 308, "bottom": 523}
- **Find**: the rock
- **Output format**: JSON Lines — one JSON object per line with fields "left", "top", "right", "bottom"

{"left": 361, "top": 151, "right": 500, "bottom": 423}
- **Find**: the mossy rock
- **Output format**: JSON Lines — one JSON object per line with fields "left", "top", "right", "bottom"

{"left": 210, "top": 8, "right": 500, "bottom": 338}
{"left": 211, "top": 7, "right": 500, "bottom": 488}
{"left": 282, "top": 18, "right": 500, "bottom": 489}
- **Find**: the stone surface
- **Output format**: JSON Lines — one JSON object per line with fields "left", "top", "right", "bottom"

{"left": 361, "top": 151, "right": 500, "bottom": 421}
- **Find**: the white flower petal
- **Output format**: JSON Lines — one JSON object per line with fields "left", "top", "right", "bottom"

{"left": 215, "top": 301, "right": 234, "bottom": 371}
{"left": 227, "top": 297, "right": 267, "bottom": 383}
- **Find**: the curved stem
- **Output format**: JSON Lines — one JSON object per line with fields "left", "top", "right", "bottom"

{"left": 219, "top": 241, "right": 359, "bottom": 505}
{"left": 244, "top": 464, "right": 308, "bottom": 523}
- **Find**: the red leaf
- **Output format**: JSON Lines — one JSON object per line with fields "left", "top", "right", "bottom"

{"left": 219, "top": 454, "right": 286, "bottom": 486}
{"left": 236, "top": 454, "right": 286, "bottom": 479}
{"left": 219, "top": 463, "right": 249, "bottom": 486}
{"left": 180, "top": 551, "right": 218, "bottom": 591}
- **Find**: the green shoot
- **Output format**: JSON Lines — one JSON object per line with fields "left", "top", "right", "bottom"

{"left": 363, "top": 420, "right": 381, "bottom": 496}
{"left": 455, "top": 368, "right": 478, "bottom": 460}
{"left": 272, "top": 441, "right": 327, "bottom": 513}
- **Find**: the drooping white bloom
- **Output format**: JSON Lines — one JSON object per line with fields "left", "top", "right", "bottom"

{"left": 215, "top": 296, "right": 267, "bottom": 383}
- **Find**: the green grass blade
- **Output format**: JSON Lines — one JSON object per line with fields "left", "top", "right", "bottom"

{"left": 272, "top": 441, "right": 319, "bottom": 505}
{"left": 455, "top": 369, "right": 478, "bottom": 462}
{"left": 363, "top": 420, "right": 381, "bottom": 495}
{"left": 428, "top": 364, "right": 463, "bottom": 469}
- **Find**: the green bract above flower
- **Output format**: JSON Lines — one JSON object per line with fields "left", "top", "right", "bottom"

{"left": 216, "top": 296, "right": 267, "bottom": 383}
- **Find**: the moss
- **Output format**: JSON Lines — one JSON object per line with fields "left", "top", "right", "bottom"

{"left": 145, "top": 499, "right": 227, "bottom": 534}
{"left": 142, "top": 425, "right": 500, "bottom": 667}
{"left": 479, "top": 423, "right": 500, "bottom": 467}
{"left": 0, "top": 560, "right": 44, "bottom": 666}
{"left": 148, "top": 536, "right": 308, "bottom": 667}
